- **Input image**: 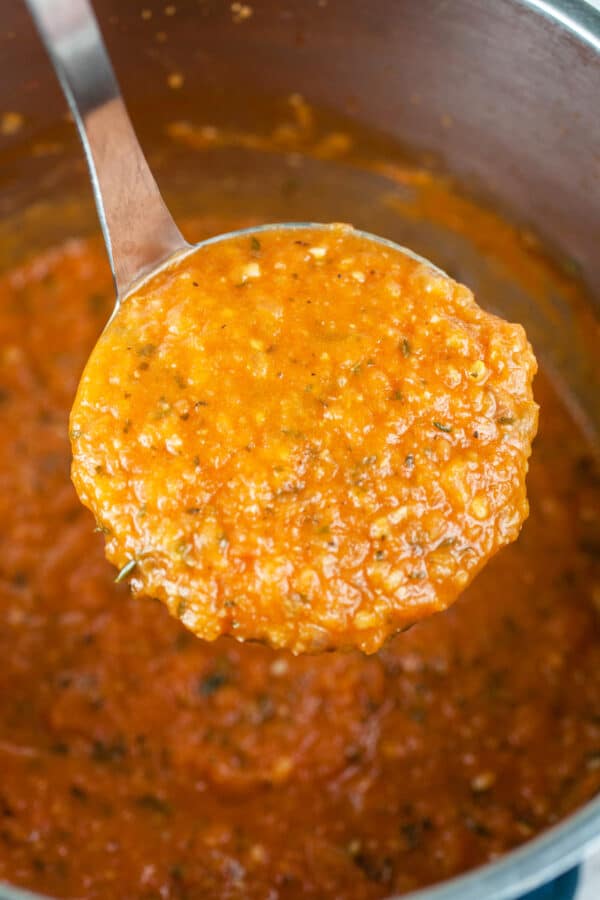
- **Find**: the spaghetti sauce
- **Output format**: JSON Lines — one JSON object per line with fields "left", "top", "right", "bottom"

{"left": 0, "top": 214, "right": 598, "bottom": 897}
{"left": 70, "top": 225, "right": 537, "bottom": 653}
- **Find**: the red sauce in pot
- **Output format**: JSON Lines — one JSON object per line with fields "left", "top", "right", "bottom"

{"left": 0, "top": 221, "right": 598, "bottom": 898}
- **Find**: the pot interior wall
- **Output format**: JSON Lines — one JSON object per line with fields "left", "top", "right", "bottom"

{"left": 3, "top": 0, "right": 600, "bottom": 283}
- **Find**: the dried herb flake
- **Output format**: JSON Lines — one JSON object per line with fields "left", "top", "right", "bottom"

{"left": 114, "top": 559, "right": 137, "bottom": 583}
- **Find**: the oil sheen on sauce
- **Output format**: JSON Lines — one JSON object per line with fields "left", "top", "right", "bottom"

{"left": 0, "top": 214, "right": 598, "bottom": 899}
{"left": 70, "top": 225, "right": 537, "bottom": 654}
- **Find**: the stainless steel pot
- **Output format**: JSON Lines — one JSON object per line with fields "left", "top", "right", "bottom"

{"left": 0, "top": 1, "right": 598, "bottom": 899}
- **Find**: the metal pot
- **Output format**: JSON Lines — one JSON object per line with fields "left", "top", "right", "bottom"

{"left": 0, "top": 1, "right": 598, "bottom": 899}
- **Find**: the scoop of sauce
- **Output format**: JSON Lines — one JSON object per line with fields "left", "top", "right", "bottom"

{"left": 70, "top": 224, "right": 538, "bottom": 653}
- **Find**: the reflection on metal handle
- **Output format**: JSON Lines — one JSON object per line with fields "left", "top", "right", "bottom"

{"left": 24, "top": 0, "right": 188, "bottom": 298}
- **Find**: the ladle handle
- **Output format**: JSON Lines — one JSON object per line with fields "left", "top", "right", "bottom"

{"left": 25, "top": 0, "right": 189, "bottom": 298}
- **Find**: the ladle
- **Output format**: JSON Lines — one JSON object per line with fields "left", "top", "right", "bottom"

{"left": 25, "top": 0, "right": 445, "bottom": 304}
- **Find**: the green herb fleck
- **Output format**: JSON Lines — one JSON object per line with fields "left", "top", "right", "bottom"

{"left": 70, "top": 428, "right": 82, "bottom": 441}
{"left": 464, "top": 817, "right": 492, "bottom": 838}
{"left": 392, "top": 389, "right": 404, "bottom": 402}
{"left": 199, "top": 672, "right": 228, "bottom": 696}
{"left": 92, "top": 738, "right": 127, "bottom": 763}
{"left": 137, "top": 343, "right": 156, "bottom": 358}
{"left": 401, "top": 821, "right": 424, "bottom": 850}
{"left": 153, "top": 398, "right": 172, "bottom": 421}
{"left": 281, "top": 428, "right": 305, "bottom": 439}
{"left": 497, "top": 415, "right": 515, "bottom": 425}
{"left": 433, "top": 421, "right": 452, "bottom": 433}
{"left": 94, "top": 523, "right": 111, "bottom": 535}
{"left": 408, "top": 570, "right": 427, "bottom": 580}
{"left": 250, "top": 236, "right": 261, "bottom": 253}
{"left": 399, "top": 338, "right": 411, "bottom": 358}
{"left": 115, "top": 559, "right": 137, "bottom": 583}
{"left": 561, "top": 256, "right": 582, "bottom": 278}
{"left": 136, "top": 794, "right": 172, "bottom": 815}
{"left": 70, "top": 784, "right": 88, "bottom": 801}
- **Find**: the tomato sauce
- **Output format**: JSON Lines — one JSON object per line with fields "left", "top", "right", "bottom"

{"left": 70, "top": 225, "right": 537, "bottom": 654}
{"left": 0, "top": 217, "right": 598, "bottom": 898}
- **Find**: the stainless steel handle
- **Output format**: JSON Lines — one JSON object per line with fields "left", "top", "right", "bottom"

{"left": 24, "top": 0, "right": 188, "bottom": 298}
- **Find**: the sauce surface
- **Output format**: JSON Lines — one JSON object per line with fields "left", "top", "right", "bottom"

{"left": 0, "top": 221, "right": 598, "bottom": 900}
{"left": 70, "top": 225, "right": 537, "bottom": 653}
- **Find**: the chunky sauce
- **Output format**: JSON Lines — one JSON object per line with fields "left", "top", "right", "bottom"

{"left": 0, "top": 222, "right": 598, "bottom": 899}
{"left": 70, "top": 226, "right": 537, "bottom": 654}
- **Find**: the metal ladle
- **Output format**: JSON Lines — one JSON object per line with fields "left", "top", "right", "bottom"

{"left": 25, "top": 0, "right": 445, "bottom": 304}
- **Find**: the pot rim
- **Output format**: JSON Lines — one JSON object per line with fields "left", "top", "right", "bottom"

{"left": 402, "top": 795, "right": 600, "bottom": 900}
{"left": 528, "top": 0, "right": 600, "bottom": 51}
{"left": 0, "top": 2, "right": 598, "bottom": 900}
